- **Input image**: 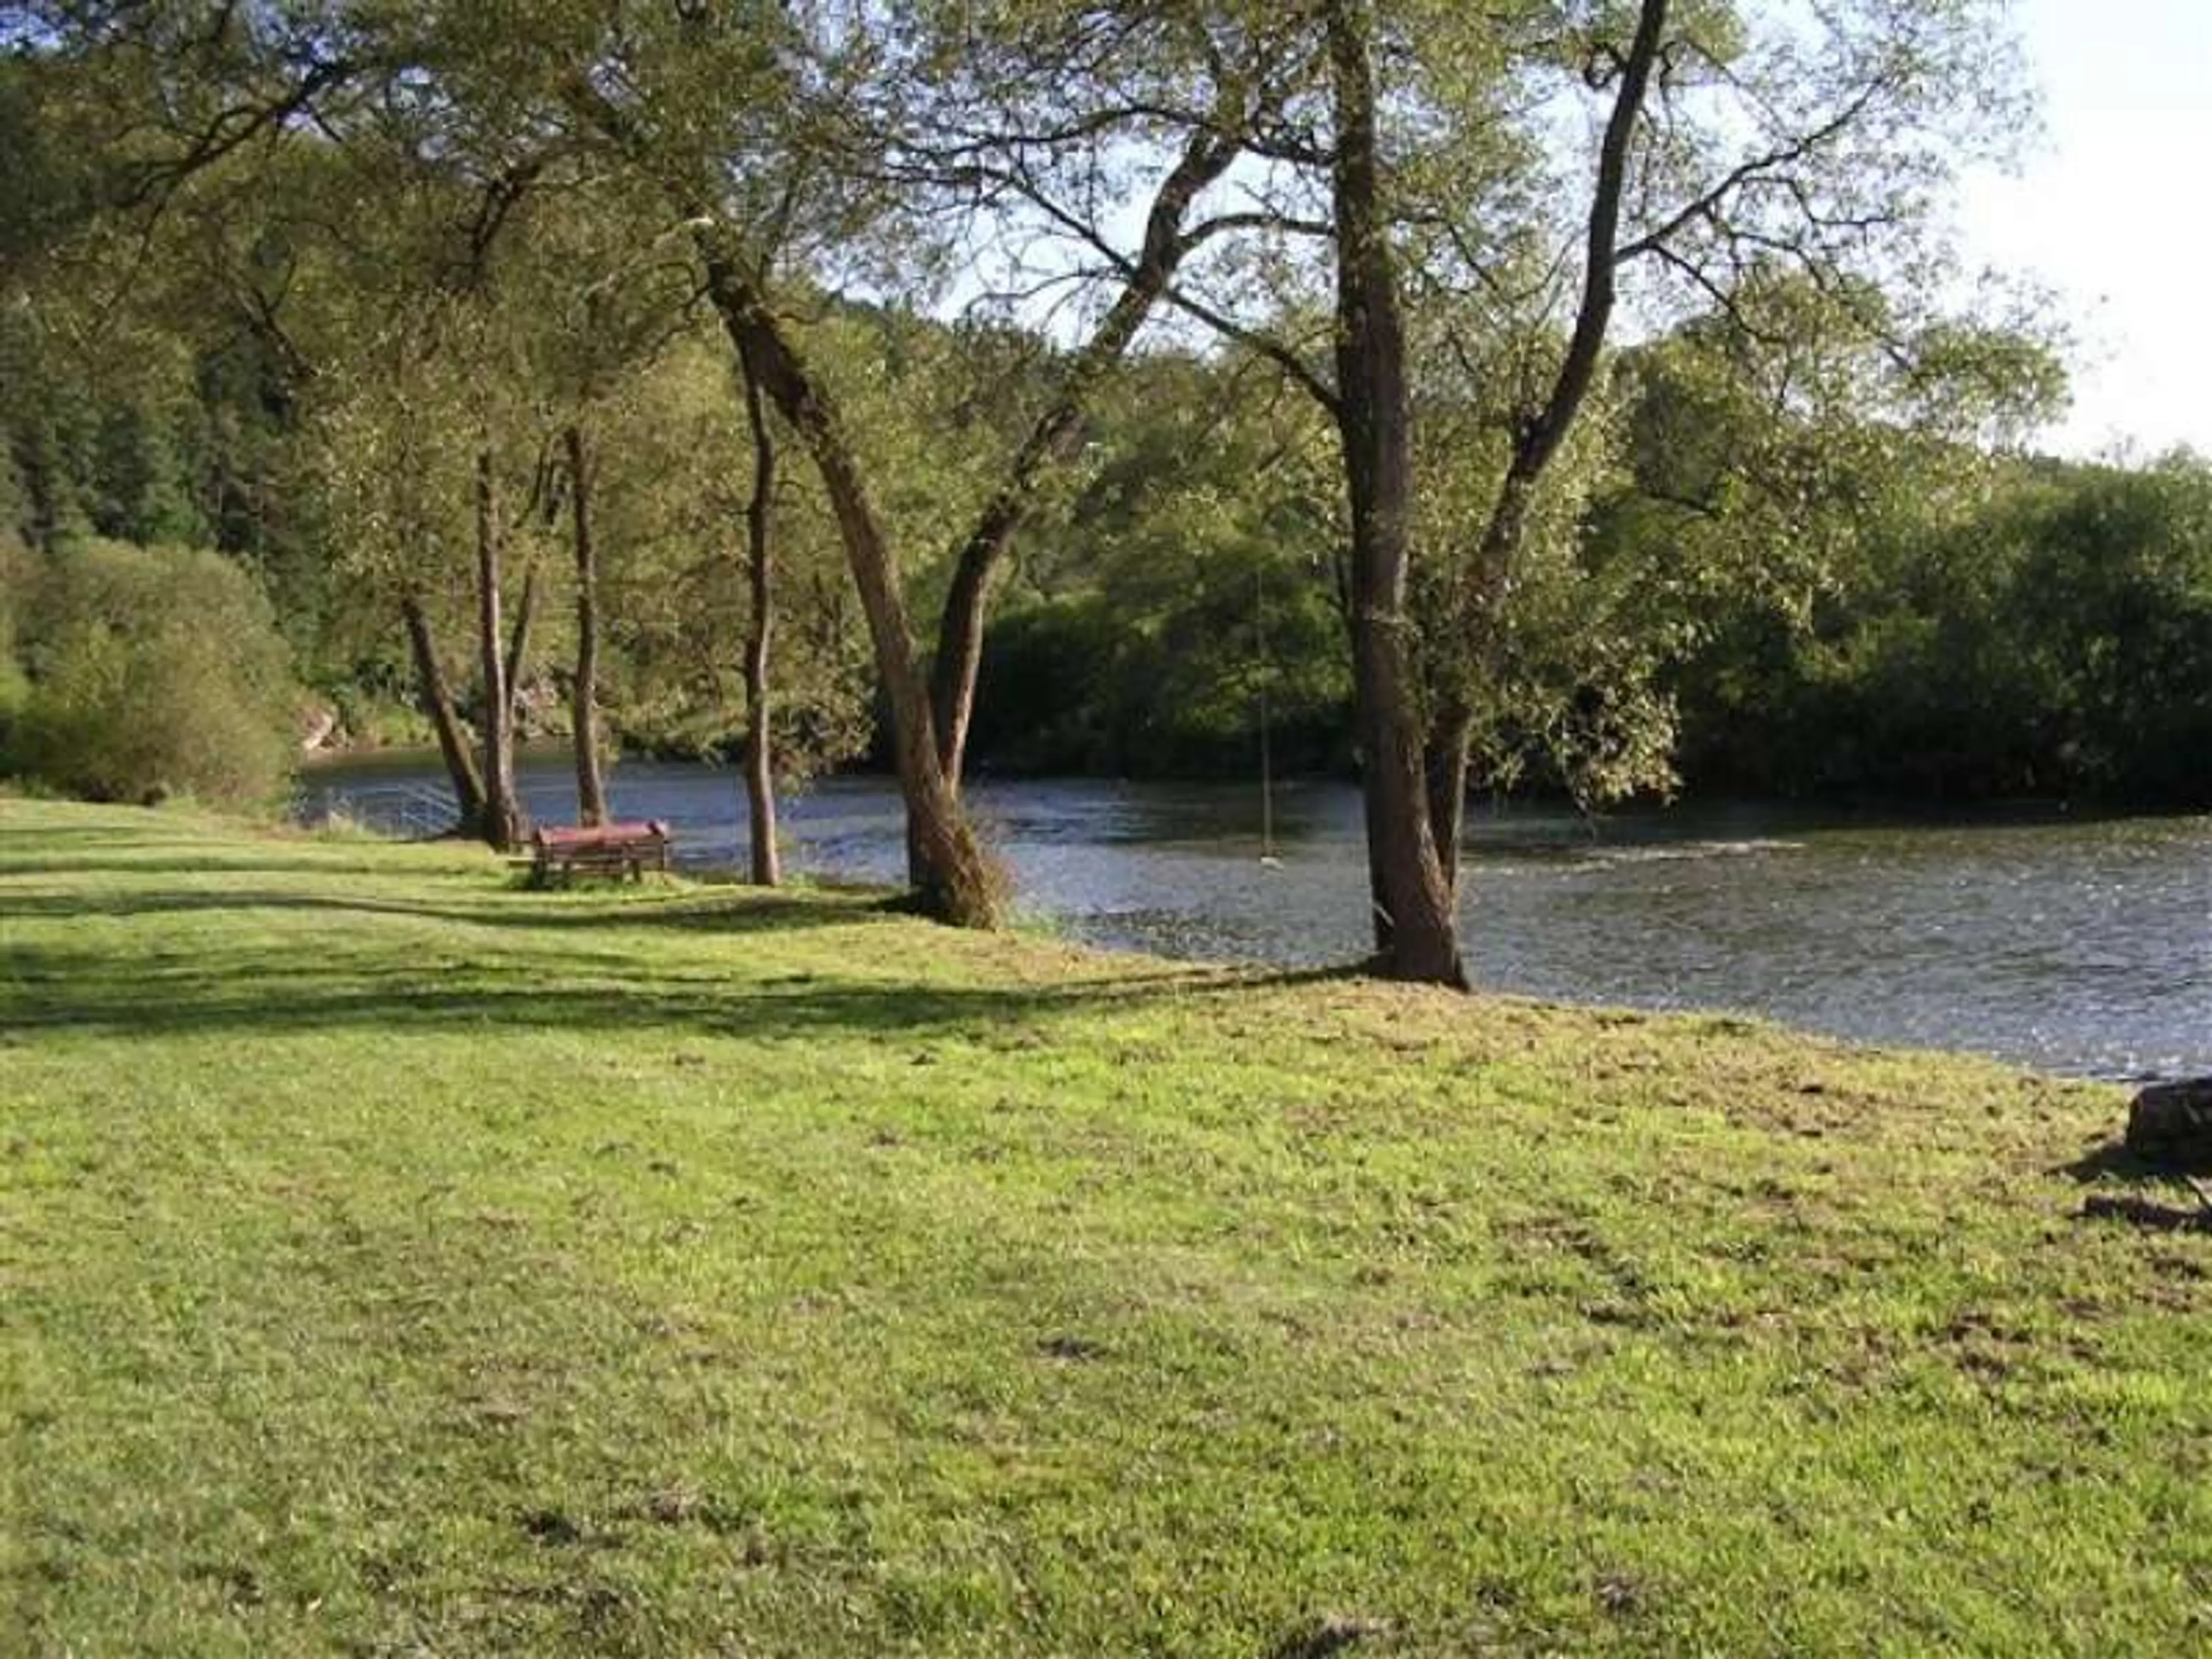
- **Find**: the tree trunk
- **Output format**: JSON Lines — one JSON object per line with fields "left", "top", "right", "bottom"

{"left": 400, "top": 593, "right": 487, "bottom": 836}
{"left": 1327, "top": 0, "right": 1465, "bottom": 987}
{"left": 1421, "top": 0, "right": 1669, "bottom": 875}
{"left": 565, "top": 424, "right": 609, "bottom": 827}
{"left": 926, "top": 126, "right": 1241, "bottom": 783}
{"left": 695, "top": 236, "right": 1000, "bottom": 926}
{"left": 1424, "top": 696, "right": 1475, "bottom": 899}
{"left": 475, "top": 449, "right": 528, "bottom": 851}
{"left": 736, "top": 338, "right": 780, "bottom": 887}
{"left": 503, "top": 551, "right": 541, "bottom": 732}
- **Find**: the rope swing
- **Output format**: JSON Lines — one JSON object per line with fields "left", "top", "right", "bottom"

{"left": 1255, "top": 561, "right": 1281, "bottom": 869}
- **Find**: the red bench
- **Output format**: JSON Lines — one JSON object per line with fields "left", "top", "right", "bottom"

{"left": 529, "top": 820, "right": 674, "bottom": 887}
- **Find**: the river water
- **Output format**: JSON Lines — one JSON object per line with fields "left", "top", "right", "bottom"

{"left": 299, "top": 751, "right": 2212, "bottom": 1082}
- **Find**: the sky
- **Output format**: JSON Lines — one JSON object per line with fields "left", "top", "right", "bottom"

{"left": 1957, "top": 0, "right": 2212, "bottom": 458}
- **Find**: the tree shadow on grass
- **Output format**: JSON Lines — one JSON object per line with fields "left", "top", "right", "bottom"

{"left": 0, "top": 813, "right": 181, "bottom": 841}
{"left": 506, "top": 889, "right": 907, "bottom": 936}
{"left": 2059, "top": 1140, "right": 2157, "bottom": 1182}
{"left": 1, "top": 833, "right": 1355, "bottom": 1048}
{"left": 0, "top": 883, "right": 884, "bottom": 937}
{"left": 0, "top": 922, "right": 1330, "bottom": 1049}
{"left": 2078, "top": 1192, "right": 2212, "bottom": 1233}
{"left": 0, "top": 850, "right": 456, "bottom": 881}
{"left": 2058, "top": 1138, "right": 2212, "bottom": 1233}
{"left": 2058, "top": 1137, "right": 2212, "bottom": 1182}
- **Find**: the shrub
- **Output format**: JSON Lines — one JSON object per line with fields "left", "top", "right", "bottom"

{"left": 5, "top": 539, "right": 300, "bottom": 810}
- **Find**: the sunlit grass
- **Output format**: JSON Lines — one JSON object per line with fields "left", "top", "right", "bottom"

{"left": 3, "top": 797, "right": 2206, "bottom": 1654}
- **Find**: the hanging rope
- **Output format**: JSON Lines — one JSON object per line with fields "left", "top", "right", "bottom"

{"left": 1256, "top": 561, "right": 1281, "bottom": 868}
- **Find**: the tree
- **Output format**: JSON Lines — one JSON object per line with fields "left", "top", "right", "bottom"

{"left": 735, "top": 338, "right": 781, "bottom": 885}
{"left": 964, "top": 349, "right": 1353, "bottom": 777}
{"left": 1103, "top": 0, "right": 2035, "bottom": 980}
{"left": 314, "top": 302, "right": 532, "bottom": 845}
{"left": 554, "top": 327, "right": 877, "bottom": 859}
{"left": 540, "top": 0, "right": 1294, "bottom": 923}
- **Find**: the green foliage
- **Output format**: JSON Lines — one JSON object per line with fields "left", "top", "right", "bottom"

{"left": 0, "top": 527, "right": 32, "bottom": 730}
{"left": 5, "top": 0, "right": 2202, "bottom": 821}
{"left": 0, "top": 276, "right": 229, "bottom": 553}
{"left": 1659, "top": 450, "right": 2212, "bottom": 805}
{"left": 966, "top": 353, "right": 1353, "bottom": 775}
{"left": 1999, "top": 459, "right": 2212, "bottom": 800}
{"left": 1405, "top": 320, "right": 1690, "bottom": 809}
{"left": 4, "top": 537, "right": 300, "bottom": 809}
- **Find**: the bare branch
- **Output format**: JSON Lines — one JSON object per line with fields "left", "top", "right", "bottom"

{"left": 1615, "top": 75, "right": 1889, "bottom": 265}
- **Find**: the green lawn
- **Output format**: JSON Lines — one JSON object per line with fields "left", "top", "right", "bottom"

{"left": 2, "top": 797, "right": 2206, "bottom": 1655}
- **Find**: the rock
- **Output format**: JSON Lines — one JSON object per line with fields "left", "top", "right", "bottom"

{"left": 2124, "top": 1077, "right": 2212, "bottom": 1166}
{"left": 297, "top": 704, "right": 342, "bottom": 754}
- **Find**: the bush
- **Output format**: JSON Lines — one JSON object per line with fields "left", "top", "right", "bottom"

{"left": 4, "top": 539, "right": 300, "bottom": 810}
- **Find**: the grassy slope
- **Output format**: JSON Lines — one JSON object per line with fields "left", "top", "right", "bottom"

{"left": 2, "top": 798, "right": 2206, "bottom": 1656}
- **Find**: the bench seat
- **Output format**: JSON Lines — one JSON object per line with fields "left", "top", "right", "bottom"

{"left": 529, "top": 820, "right": 674, "bottom": 886}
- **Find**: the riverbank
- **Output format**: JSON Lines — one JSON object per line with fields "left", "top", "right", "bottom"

{"left": 298, "top": 755, "right": 2212, "bottom": 1080}
{"left": 5, "top": 798, "right": 2207, "bottom": 1653}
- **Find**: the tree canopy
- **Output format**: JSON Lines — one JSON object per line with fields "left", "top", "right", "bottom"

{"left": 3, "top": 0, "right": 2203, "bottom": 979}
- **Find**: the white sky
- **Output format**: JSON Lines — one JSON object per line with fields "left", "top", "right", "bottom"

{"left": 1957, "top": 0, "right": 2212, "bottom": 458}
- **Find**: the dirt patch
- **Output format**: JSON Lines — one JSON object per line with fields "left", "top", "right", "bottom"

{"left": 1038, "top": 1334, "right": 1108, "bottom": 1362}
{"left": 518, "top": 1508, "right": 585, "bottom": 1546}
{"left": 1267, "top": 1613, "right": 1393, "bottom": 1658}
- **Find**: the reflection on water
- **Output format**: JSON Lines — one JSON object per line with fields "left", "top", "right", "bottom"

{"left": 300, "top": 751, "right": 2212, "bottom": 1082}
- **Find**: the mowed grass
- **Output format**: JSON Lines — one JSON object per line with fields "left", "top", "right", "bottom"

{"left": 2, "top": 798, "right": 2207, "bottom": 1656}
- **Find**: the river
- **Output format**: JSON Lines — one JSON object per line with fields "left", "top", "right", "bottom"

{"left": 298, "top": 750, "right": 2212, "bottom": 1082}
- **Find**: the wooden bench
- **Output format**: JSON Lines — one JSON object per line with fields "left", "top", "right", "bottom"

{"left": 529, "top": 820, "right": 674, "bottom": 887}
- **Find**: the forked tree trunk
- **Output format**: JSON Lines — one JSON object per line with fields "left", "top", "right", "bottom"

{"left": 565, "top": 425, "right": 609, "bottom": 827}
{"left": 925, "top": 125, "right": 1241, "bottom": 785}
{"left": 1417, "top": 0, "right": 1668, "bottom": 891}
{"left": 695, "top": 237, "right": 1001, "bottom": 926}
{"left": 400, "top": 593, "right": 487, "bottom": 836}
{"left": 574, "top": 87, "right": 1198, "bottom": 924}
{"left": 1425, "top": 694, "right": 1475, "bottom": 899}
{"left": 475, "top": 449, "right": 528, "bottom": 851}
{"left": 736, "top": 338, "right": 781, "bottom": 887}
{"left": 504, "top": 552, "right": 541, "bottom": 725}
{"left": 1327, "top": 0, "right": 1465, "bottom": 987}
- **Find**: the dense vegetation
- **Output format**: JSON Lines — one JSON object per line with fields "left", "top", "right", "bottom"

{"left": 3, "top": 0, "right": 2207, "bottom": 978}
{"left": 0, "top": 533, "right": 299, "bottom": 809}
{"left": 10, "top": 798, "right": 2210, "bottom": 1653}
{"left": 1663, "top": 449, "right": 2212, "bottom": 806}
{"left": 10, "top": 309, "right": 2208, "bottom": 806}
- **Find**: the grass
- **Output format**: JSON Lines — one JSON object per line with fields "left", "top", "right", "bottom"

{"left": 2, "top": 796, "right": 2207, "bottom": 1656}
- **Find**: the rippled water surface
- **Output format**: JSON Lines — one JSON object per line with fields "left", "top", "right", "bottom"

{"left": 301, "top": 752, "right": 2211, "bottom": 1080}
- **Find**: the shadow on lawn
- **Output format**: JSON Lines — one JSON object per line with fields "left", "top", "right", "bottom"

{"left": 2060, "top": 1141, "right": 2160, "bottom": 1182}
{"left": 0, "top": 816, "right": 180, "bottom": 846}
{"left": 0, "top": 850, "right": 445, "bottom": 881}
{"left": 2058, "top": 1138, "right": 2212, "bottom": 1232}
{"left": 0, "top": 937, "right": 1308, "bottom": 1044}
{"left": 0, "top": 868, "right": 1336, "bottom": 1043}
{"left": 0, "top": 882, "right": 880, "bottom": 937}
